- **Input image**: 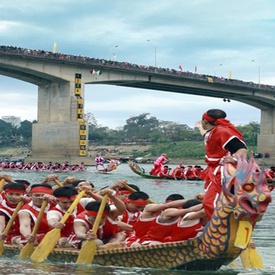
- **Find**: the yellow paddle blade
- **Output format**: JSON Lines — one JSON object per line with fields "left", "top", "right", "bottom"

{"left": 239, "top": 239, "right": 264, "bottom": 269}
{"left": 249, "top": 246, "right": 264, "bottom": 268}
{"left": 76, "top": 195, "right": 108, "bottom": 264}
{"left": 76, "top": 240, "right": 97, "bottom": 264}
{"left": 19, "top": 242, "right": 35, "bottom": 259}
{"left": 240, "top": 249, "right": 252, "bottom": 268}
{"left": 30, "top": 228, "right": 61, "bottom": 263}
{"left": 234, "top": 221, "right": 252, "bottom": 249}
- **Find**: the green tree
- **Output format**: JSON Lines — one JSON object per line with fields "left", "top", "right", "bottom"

{"left": 237, "top": 122, "right": 260, "bottom": 146}
{"left": 17, "top": 120, "right": 32, "bottom": 139}
{"left": 123, "top": 113, "right": 159, "bottom": 141}
{"left": 0, "top": 120, "right": 17, "bottom": 146}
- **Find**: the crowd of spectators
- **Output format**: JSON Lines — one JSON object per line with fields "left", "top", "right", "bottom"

{"left": 0, "top": 45, "right": 274, "bottom": 91}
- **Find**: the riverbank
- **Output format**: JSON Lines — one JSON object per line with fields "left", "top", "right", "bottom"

{"left": 0, "top": 145, "right": 272, "bottom": 167}
{"left": 0, "top": 145, "right": 204, "bottom": 166}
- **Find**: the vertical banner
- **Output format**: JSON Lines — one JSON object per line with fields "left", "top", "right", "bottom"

{"left": 74, "top": 73, "right": 87, "bottom": 156}
{"left": 53, "top": 42, "right": 57, "bottom": 53}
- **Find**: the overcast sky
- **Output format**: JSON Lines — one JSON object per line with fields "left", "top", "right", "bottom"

{"left": 0, "top": 0, "right": 274, "bottom": 129}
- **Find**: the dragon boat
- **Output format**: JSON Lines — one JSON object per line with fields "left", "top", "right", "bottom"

{"left": 1, "top": 155, "right": 273, "bottom": 271}
{"left": 128, "top": 161, "right": 202, "bottom": 181}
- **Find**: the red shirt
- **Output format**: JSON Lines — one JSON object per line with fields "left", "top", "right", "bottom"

{"left": 0, "top": 200, "right": 22, "bottom": 242}
{"left": 47, "top": 203, "right": 84, "bottom": 237}
{"left": 75, "top": 211, "right": 120, "bottom": 243}
{"left": 164, "top": 213, "right": 203, "bottom": 242}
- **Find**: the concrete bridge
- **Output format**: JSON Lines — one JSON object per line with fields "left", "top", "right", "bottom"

{"left": 0, "top": 46, "right": 275, "bottom": 164}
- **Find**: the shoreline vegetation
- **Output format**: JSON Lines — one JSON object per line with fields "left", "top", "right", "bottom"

{"left": 0, "top": 145, "right": 205, "bottom": 166}
{"left": 0, "top": 144, "right": 270, "bottom": 168}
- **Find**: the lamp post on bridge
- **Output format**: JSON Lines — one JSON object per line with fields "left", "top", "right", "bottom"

{"left": 146, "top": 39, "right": 157, "bottom": 71}
{"left": 251, "top": 60, "right": 261, "bottom": 87}
{"left": 109, "top": 45, "right": 118, "bottom": 61}
{"left": 214, "top": 63, "right": 223, "bottom": 77}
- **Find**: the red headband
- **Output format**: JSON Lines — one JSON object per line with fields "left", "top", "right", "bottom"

{"left": 56, "top": 195, "right": 76, "bottom": 201}
{"left": 86, "top": 210, "right": 108, "bottom": 217}
{"left": 30, "top": 186, "right": 53, "bottom": 195}
{"left": 127, "top": 198, "right": 148, "bottom": 206}
{"left": 202, "top": 112, "right": 216, "bottom": 122}
{"left": 116, "top": 190, "right": 131, "bottom": 195}
{"left": 5, "top": 189, "right": 25, "bottom": 194}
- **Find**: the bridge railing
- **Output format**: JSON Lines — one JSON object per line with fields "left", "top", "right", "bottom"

{"left": 0, "top": 45, "right": 274, "bottom": 92}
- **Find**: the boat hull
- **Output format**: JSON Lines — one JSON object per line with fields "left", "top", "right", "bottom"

{"left": 3, "top": 240, "right": 238, "bottom": 271}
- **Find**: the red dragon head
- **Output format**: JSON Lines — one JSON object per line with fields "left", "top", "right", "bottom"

{"left": 221, "top": 153, "right": 272, "bottom": 222}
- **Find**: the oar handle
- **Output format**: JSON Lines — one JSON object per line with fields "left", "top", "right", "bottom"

{"left": 31, "top": 200, "right": 48, "bottom": 237}
{"left": 0, "top": 179, "right": 5, "bottom": 192}
{"left": 54, "top": 179, "right": 63, "bottom": 187}
{"left": 91, "top": 195, "right": 108, "bottom": 233}
{"left": 60, "top": 190, "right": 85, "bottom": 224}
{"left": 3, "top": 201, "right": 24, "bottom": 235}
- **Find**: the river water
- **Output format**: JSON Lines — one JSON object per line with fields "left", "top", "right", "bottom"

{"left": 1, "top": 163, "right": 274, "bottom": 275}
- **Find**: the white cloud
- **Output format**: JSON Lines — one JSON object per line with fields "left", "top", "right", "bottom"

{"left": 0, "top": 0, "right": 272, "bottom": 128}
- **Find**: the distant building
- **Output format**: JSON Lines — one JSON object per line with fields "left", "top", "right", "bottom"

{"left": 1, "top": 116, "right": 21, "bottom": 127}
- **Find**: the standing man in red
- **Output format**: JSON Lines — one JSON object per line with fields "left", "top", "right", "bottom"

{"left": 150, "top": 153, "right": 169, "bottom": 175}
{"left": 196, "top": 109, "right": 247, "bottom": 220}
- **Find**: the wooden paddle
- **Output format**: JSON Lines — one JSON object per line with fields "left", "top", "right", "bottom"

{"left": 0, "top": 200, "right": 24, "bottom": 256}
{"left": 235, "top": 221, "right": 263, "bottom": 268}
{"left": 240, "top": 241, "right": 264, "bottom": 268}
{"left": 19, "top": 200, "right": 48, "bottom": 259}
{"left": 0, "top": 179, "right": 6, "bottom": 192}
{"left": 76, "top": 194, "right": 108, "bottom": 264}
{"left": 30, "top": 190, "right": 85, "bottom": 263}
{"left": 54, "top": 178, "right": 63, "bottom": 187}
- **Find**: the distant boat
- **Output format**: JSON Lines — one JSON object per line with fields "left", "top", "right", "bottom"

{"left": 128, "top": 161, "right": 202, "bottom": 181}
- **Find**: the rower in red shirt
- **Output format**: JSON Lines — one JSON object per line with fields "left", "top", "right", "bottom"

{"left": 0, "top": 183, "right": 26, "bottom": 244}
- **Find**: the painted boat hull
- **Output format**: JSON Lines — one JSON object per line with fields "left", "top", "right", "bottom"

{"left": 3, "top": 239, "right": 238, "bottom": 271}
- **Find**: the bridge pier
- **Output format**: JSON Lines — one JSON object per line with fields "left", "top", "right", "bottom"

{"left": 257, "top": 108, "right": 275, "bottom": 165}
{"left": 28, "top": 80, "right": 88, "bottom": 163}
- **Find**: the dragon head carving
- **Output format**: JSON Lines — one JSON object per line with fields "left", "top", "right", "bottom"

{"left": 221, "top": 153, "right": 272, "bottom": 222}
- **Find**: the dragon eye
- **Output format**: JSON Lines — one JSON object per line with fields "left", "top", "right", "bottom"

{"left": 242, "top": 183, "right": 255, "bottom": 192}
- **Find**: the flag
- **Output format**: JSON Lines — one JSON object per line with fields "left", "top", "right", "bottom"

{"left": 53, "top": 42, "right": 57, "bottom": 53}
{"left": 229, "top": 71, "right": 232, "bottom": 79}
{"left": 195, "top": 66, "right": 197, "bottom": 73}
{"left": 178, "top": 65, "right": 182, "bottom": 71}
{"left": 90, "top": 70, "right": 102, "bottom": 75}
